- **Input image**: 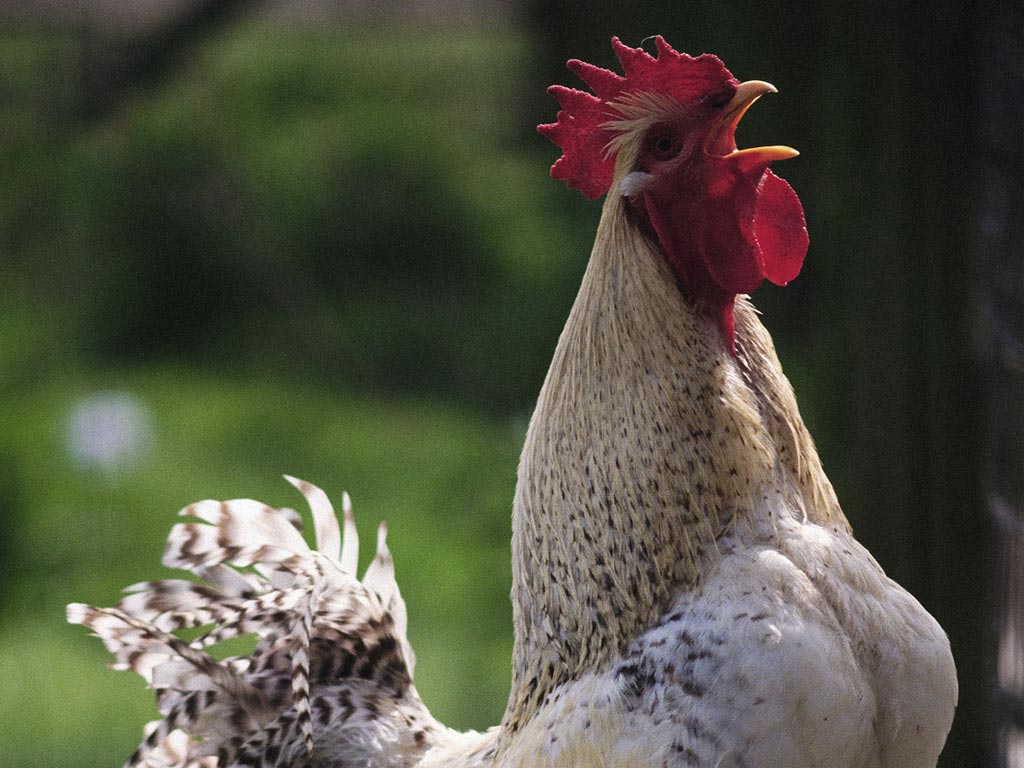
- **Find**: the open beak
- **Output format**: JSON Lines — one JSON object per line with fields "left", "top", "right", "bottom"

{"left": 704, "top": 80, "right": 799, "bottom": 163}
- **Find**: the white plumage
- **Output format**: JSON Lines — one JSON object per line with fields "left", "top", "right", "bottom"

{"left": 498, "top": 511, "right": 956, "bottom": 768}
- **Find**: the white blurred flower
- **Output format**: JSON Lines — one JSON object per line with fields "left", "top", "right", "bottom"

{"left": 66, "top": 391, "right": 154, "bottom": 470}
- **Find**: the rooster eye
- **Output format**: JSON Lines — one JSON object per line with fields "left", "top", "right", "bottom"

{"left": 650, "top": 133, "right": 681, "bottom": 160}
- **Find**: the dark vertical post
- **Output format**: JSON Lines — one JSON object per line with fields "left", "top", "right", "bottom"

{"left": 76, "top": 0, "right": 262, "bottom": 122}
{"left": 977, "top": 2, "right": 1024, "bottom": 765}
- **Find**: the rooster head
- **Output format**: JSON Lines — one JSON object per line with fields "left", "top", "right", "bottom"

{"left": 539, "top": 36, "right": 808, "bottom": 351}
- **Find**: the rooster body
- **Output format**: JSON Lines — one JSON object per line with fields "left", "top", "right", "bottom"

{"left": 70, "top": 37, "right": 956, "bottom": 768}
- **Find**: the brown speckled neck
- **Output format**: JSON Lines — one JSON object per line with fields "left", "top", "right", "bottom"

{"left": 499, "top": 193, "right": 845, "bottom": 742}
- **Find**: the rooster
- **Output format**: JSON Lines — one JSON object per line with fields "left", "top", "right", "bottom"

{"left": 69, "top": 37, "right": 957, "bottom": 768}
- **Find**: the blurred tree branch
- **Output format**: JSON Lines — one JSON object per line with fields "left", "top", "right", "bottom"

{"left": 79, "top": 0, "right": 265, "bottom": 121}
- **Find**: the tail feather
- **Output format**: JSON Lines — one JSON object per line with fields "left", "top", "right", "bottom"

{"left": 163, "top": 498, "right": 309, "bottom": 573}
{"left": 339, "top": 492, "right": 359, "bottom": 575}
{"left": 284, "top": 475, "right": 342, "bottom": 563}
{"left": 68, "top": 478, "right": 442, "bottom": 768}
{"left": 195, "top": 564, "right": 265, "bottom": 597}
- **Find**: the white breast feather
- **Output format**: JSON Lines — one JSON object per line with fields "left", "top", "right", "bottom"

{"left": 496, "top": 499, "right": 955, "bottom": 768}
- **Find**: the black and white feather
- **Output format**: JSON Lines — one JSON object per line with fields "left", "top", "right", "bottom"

{"left": 68, "top": 477, "right": 446, "bottom": 768}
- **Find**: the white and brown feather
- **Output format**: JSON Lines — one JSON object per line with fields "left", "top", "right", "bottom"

{"left": 68, "top": 478, "right": 445, "bottom": 768}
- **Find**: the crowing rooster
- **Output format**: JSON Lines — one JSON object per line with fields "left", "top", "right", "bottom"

{"left": 70, "top": 37, "right": 957, "bottom": 767}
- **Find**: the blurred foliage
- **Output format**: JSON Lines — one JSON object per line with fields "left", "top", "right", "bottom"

{"left": 1, "top": 19, "right": 594, "bottom": 414}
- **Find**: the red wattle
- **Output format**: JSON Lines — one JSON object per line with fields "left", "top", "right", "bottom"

{"left": 754, "top": 170, "right": 808, "bottom": 286}
{"left": 700, "top": 168, "right": 765, "bottom": 295}
{"left": 698, "top": 163, "right": 808, "bottom": 294}
{"left": 640, "top": 161, "right": 807, "bottom": 354}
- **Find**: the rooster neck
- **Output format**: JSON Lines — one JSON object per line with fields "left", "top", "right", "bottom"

{"left": 500, "top": 194, "right": 844, "bottom": 742}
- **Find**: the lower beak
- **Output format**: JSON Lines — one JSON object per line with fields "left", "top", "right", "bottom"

{"left": 704, "top": 80, "right": 799, "bottom": 163}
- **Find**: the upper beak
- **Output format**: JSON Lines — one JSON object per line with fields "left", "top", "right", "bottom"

{"left": 704, "top": 80, "right": 799, "bottom": 163}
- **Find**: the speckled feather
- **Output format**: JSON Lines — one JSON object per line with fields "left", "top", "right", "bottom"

{"left": 497, "top": 184, "right": 955, "bottom": 767}
{"left": 68, "top": 478, "right": 468, "bottom": 768}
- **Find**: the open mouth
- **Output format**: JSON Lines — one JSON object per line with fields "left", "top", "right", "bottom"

{"left": 704, "top": 80, "right": 799, "bottom": 163}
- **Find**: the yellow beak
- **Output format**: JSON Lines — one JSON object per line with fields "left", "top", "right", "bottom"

{"left": 704, "top": 80, "right": 799, "bottom": 163}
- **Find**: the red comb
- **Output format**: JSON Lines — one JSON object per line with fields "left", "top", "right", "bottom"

{"left": 538, "top": 37, "right": 737, "bottom": 199}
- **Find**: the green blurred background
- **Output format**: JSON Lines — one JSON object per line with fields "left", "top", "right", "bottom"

{"left": 0, "top": 0, "right": 996, "bottom": 766}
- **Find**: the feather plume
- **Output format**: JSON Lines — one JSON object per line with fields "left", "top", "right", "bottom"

{"left": 68, "top": 478, "right": 436, "bottom": 768}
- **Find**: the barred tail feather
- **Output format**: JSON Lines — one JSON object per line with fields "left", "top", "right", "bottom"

{"left": 339, "top": 492, "right": 358, "bottom": 575}
{"left": 68, "top": 478, "right": 444, "bottom": 768}
{"left": 283, "top": 475, "right": 341, "bottom": 563}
